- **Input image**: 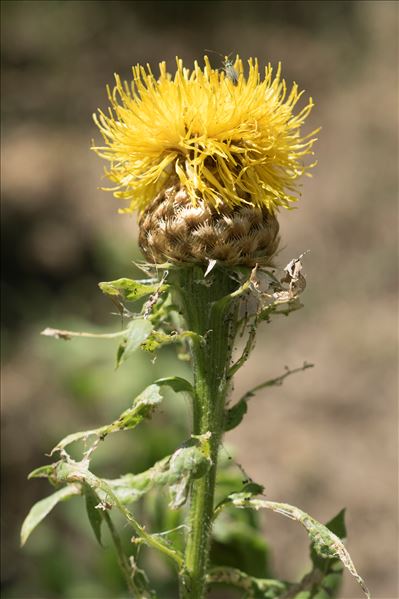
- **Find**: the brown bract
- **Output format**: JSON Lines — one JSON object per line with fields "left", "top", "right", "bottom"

{"left": 138, "top": 183, "right": 280, "bottom": 267}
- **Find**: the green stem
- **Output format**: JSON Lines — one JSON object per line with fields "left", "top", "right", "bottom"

{"left": 172, "top": 266, "right": 240, "bottom": 599}
{"left": 103, "top": 510, "right": 137, "bottom": 597}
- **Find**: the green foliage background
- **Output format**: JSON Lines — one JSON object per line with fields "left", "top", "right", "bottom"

{"left": 1, "top": 1, "right": 397, "bottom": 598}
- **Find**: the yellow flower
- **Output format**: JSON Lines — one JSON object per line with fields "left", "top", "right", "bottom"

{"left": 92, "top": 56, "right": 318, "bottom": 214}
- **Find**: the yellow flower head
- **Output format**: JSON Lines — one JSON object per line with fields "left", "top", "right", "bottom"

{"left": 92, "top": 56, "right": 318, "bottom": 214}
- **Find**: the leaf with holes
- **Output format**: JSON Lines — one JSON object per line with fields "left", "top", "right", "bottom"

{"left": 117, "top": 318, "right": 153, "bottom": 366}
{"left": 99, "top": 278, "right": 167, "bottom": 302}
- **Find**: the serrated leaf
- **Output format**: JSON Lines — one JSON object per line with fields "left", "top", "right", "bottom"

{"left": 51, "top": 383, "right": 163, "bottom": 454}
{"left": 99, "top": 278, "right": 167, "bottom": 302}
{"left": 155, "top": 376, "right": 194, "bottom": 395}
{"left": 84, "top": 485, "right": 103, "bottom": 546}
{"left": 117, "top": 318, "right": 153, "bottom": 366}
{"left": 20, "top": 484, "right": 80, "bottom": 546}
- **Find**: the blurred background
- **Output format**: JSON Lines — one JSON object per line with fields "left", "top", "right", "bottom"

{"left": 1, "top": 1, "right": 398, "bottom": 598}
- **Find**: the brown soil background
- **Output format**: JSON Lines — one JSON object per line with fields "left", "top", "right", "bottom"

{"left": 2, "top": 1, "right": 398, "bottom": 598}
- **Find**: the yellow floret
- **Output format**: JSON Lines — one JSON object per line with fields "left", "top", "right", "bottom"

{"left": 92, "top": 56, "right": 318, "bottom": 213}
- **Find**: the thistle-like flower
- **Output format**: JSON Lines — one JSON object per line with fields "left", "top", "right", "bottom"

{"left": 93, "top": 56, "right": 318, "bottom": 265}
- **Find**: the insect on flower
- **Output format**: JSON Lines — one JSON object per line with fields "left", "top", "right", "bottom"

{"left": 222, "top": 55, "right": 239, "bottom": 86}
{"left": 205, "top": 50, "right": 239, "bottom": 85}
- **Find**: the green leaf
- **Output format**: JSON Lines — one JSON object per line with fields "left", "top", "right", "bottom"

{"left": 215, "top": 481, "right": 264, "bottom": 518}
{"left": 226, "top": 498, "right": 370, "bottom": 599}
{"left": 48, "top": 435, "right": 210, "bottom": 517}
{"left": 104, "top": 436, "right": 211, "bottom": 510}
{"left": 51, "top": 383, "right": 163, "bottom": 453}
{"left": 287, "top": 563, "right": 343, "bottom": 599}
{"left": 84, "top": 485, "right": 103, "bottom": 546}
{"left": 140, "top": 330, "right": 175, "bottom": 352}
{"left": 108, "top": 383, "right": 162, "bottom": 432}
{"left": 212, "top": 475, "right": 269, "bottom": 579}
{"left": 155, "top": 376, "right": 194, "bottom": 395}
{"left": 20, "top": 484, "right": 80, "bottom": 546}
{"left": 28, "top": 464, "right": 56, "bottom": 479}
{"left": 117, "top": 318, "right": 153, "bottom": 366}
{"left": 310, "top": 509, "right": 347, "bottom": 572}
{"left": 50, "top": 429, "right": 99, "bottom": 453}
{"left": 213, "top": 269, "right": 254, "bottom": 313}
{"left": 224, "top": 399, "right": 247, "bottom": 431}
{"left": 211, "top": 513, "right": 270, "bottom": 581}
{"left": 46, "top": 459, "right": 184, "bottom": 567}
{"left": 99, "top": 278, "right": 167, "bottom": 302}
{"left": 324, "top": 508, "right": 347, "bottom": 540}
{"left": 140, "top": 329, "right": 200, "bottom": 353}
{"left": 302, "top": 509, "right": 347, "bottom": 598}
{"left": 168, "top": 436, "right": 212, "bottom": 508}
{"left": 215, "top": 480, "right": 349, "bottom": 597}
{"left": 207, "top": 566, "right": 288, "bottom": 598}
{"left": 104, "top": 471, "right": 157, "bottom": 505}
{"left": 240, "top": 482, "right": 265, "bottom": 497}
{"left": 51, "top": 376, "right": 191, "bottom": 457}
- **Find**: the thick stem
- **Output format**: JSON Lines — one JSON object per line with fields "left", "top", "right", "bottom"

{"left": 172, "top": 266, "right": 240, "bottom": 599}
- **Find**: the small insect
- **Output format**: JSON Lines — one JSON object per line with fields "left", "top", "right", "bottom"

{"left": 205, "top": 50, "right": 239, "bottom": 86}
{"left": 95, "top": 500, "right": 112, "bottom": 511}
{"left": 222, "top": 55, "right": 239, "bottom": 86}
